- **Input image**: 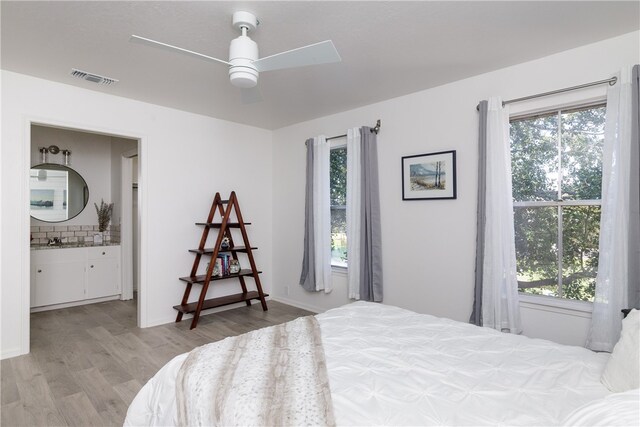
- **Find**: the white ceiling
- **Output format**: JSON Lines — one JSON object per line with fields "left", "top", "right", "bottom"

{"left": 2, "top": 1, "right": 638, "bottom": 130}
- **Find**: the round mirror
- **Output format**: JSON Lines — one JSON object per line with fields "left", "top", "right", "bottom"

{"left": 30, "top": 163, "right": 89, "bottom": 223}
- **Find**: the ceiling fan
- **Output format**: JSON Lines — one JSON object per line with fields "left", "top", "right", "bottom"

{"left": 130, "top": 11, "right": 341, "bottom": 95}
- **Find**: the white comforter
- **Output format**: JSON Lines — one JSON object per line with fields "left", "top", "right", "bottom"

{"left": 125, "top": 301, "right": 615, "bottom": 426}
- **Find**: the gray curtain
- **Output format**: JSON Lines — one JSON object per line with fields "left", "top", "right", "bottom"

{"left": 630, "top": 64, "right": 640, "bottom": 309}
{"left": 299, "top": 138, "right": 316, "bottom": 291}
{"left": 359, "top": 127, "right": 383, "bottom": 301}
{"left": 470, "top": 100, "right": 488, "bottom": 326}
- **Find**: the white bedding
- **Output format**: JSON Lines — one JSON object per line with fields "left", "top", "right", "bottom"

{"left": 125, "top": 301, "right": 619, "bottom": 426}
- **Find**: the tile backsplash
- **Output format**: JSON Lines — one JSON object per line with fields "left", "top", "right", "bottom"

{"left": 31, "top": 224, "right": 120, "bottom": 245}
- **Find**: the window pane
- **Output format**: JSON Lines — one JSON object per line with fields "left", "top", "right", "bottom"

{"left": 514, "top": 206, "right": 559, "bottom": 297}
{"left": 331, "top": 207, "right": 347, "bottom": 266}
{"left": 562, "top": 206, "right": 600, "bottom": 302}
{"left": 330, "top": 147, "right": 347, "bottom": 206}
{"left": 510, "top": 114, "right": 558, "bottom": 201}
{"left": 560, "top": 106, "right": 605, "bottom": 201}
{"left": 330, "top": 147, "right": 347, "bottom": 266}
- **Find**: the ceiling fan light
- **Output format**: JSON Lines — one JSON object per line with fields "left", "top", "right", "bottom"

{"left": 230, "top": 71, "right": 258, "bottom": 88}
{"left": 228, "top": 35, "right": 259, "bottom": 88}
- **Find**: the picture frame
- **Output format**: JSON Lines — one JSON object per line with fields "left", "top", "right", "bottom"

{"left": 30, "top": 189, "right": 55, "bottom": 209}
{"left": 402, "top": 150, "right": 457, "bottom": 200}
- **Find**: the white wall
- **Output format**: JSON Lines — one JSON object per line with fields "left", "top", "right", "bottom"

{"left": 271, "top": 31, "right": 639, "bottom": 346}
{"left": 1, "top": 71, "right": 273, "bottom": 358}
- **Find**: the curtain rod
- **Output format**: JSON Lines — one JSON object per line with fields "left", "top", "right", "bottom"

{"left": 326, "top": 119, "right": 381, "bottom": 141}
{"left": 475, "top": 76, "right": 617, "bottom": 111}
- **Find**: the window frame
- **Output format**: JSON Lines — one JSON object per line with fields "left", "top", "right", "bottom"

{"left": 330, "top": 137, "right": 348, "bottom": 269}
{"left": 510, "top": 101, "right": 606, "bottom": 302}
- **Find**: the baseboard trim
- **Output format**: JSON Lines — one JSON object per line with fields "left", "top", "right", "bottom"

{"left": 145, "top": 297, "right": 276, "bottom": 328}
{"left": 30, "top": 294, "right": 121, "bottom": 313}
{"left": 1, "top": 347, "right": 23, "bottom": 360}
{"left": 270, "top": 296, "right": 324, "bottom": 314}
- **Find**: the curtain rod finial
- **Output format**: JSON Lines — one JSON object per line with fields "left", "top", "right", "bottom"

{"left": 371, "top": 119, "right": 381, "bottom": 134}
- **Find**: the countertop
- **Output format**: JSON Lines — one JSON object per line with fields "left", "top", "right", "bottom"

{"left": 30, "top": 242, "right": 121, "bottom": 250}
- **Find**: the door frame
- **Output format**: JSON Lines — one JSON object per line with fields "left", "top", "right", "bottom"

{"left": 120, "top": 149, "right": 137, "bottom": 302}
{"left": 22, "top": 117, "right": 148, "bottom": 356}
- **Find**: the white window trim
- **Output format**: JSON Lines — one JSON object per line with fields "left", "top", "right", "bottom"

{"left": 331, "top": 264, "right": 348, "bottom": 275}
{"left": 330, "top": 136, "right": 347, "bottom": 269}
{"left": 330, "top": 138, "right": 346, "bottom": 149}
{"left": 519, "top": 293, "right": 593, "bottom": 318}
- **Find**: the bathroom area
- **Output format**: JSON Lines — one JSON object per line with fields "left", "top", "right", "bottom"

{"left": 29, "top": 124, "right": 138, "bottom": 312}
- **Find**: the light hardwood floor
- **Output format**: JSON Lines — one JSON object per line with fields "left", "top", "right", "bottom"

{"left": 1, "top": 299, "right": 312, "bottom": 426}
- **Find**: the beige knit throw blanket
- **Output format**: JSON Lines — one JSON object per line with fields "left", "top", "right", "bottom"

{"left": 175, "top": 316, "right": 335, "bottom": 427}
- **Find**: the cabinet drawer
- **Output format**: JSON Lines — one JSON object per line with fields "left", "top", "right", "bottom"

{"left": 32, "top": 247, "right": 85, "bottom": 263}
{"left": 87, "top": 245, "right": 120, "bottom": 260}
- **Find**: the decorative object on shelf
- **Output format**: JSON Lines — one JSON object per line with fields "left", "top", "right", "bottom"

{"left": 229, "top": 259, "right": 241, "bottom": 274}
{"left": 220, "top": 236, "right": 230, "bottom": 250}
{"left": 401, "top": 150, "right": 457, "bottom": 200}
{"left": 94, "top": 199, "right": 114, "bottom": 232}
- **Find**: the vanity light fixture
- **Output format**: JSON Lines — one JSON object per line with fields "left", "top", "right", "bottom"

{"left": 38, "top": 147, "right": 49, "bottom": 181}
{"left": 39, "top": 147, "right": 48, "bottom": 163}
{"left": 62, "top": 149, "right": 72, "bottom": 166}
{"left": 39, "top": 145, "right": 72, "bottom": 166}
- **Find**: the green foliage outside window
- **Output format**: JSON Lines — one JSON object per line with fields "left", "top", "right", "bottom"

{"left": 330, "top": 146, "right": 347, "bottom": 265}
{"left": 510, "top": 105, "right": 605, "bottom": 302}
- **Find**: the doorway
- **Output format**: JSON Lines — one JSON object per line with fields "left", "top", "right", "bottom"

{"left": 27, "top": 123, "right": 144, "bottom": 354}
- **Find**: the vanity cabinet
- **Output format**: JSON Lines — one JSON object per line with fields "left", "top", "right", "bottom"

{"left": 32, "top": 248, "right": 86, "bottom": 307}
{"left": 87, "top": 246, "right": 120, "bottom": 299}
{"left": 31, "top": 245, "right": 121, "bottom": 309}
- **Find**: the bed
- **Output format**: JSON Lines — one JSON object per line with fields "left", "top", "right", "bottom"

{"left": 125, "top": 301, "right": 639, "bottom": 426}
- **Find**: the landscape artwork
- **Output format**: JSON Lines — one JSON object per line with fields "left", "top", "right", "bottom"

{"left": 402, "top": 150, "right": 456, "bottom": 200}
{"left": 30, "top": 189, "right": 55, "bottom": 209}
{"left": 410, "top": 161, "right": 446, "bottom": 191}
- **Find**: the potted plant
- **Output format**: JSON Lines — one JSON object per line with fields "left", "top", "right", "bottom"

{"left": 94, "top": 199, "right": 114, "bottom": 242}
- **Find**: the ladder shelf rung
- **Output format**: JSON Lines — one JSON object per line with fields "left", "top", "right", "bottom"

{"left": 195, "top": 222, "right": 251, "bottom": 228}
{"left": 188, "top": 246, "right": 257, "bottom": 255}
{"left": 179, "top": 269, "right": 261, "bottom": 284}
{"left": 173, "top": 291, "right": 268, "bottom": 314}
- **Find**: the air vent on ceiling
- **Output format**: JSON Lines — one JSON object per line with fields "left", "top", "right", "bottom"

{"left": 70, "top": 68, "right": 118, "bottom": 85}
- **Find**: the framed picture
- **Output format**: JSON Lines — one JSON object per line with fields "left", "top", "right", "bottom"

{"left": 402, "top": 150, "right": 457, "bottom": 200}
{"left": 30, "top": 189, "right": 55, "bottom": 209}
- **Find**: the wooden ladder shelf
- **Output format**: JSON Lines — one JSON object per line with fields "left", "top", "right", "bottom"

{"left": 174, "top": 191, "right": 268, "bottom": 329}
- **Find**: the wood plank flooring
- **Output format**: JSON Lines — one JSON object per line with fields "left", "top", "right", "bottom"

{"left": 1, "top": 299, "right": 312, "bottom": 426}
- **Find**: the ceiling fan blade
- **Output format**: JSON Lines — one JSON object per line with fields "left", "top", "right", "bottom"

{"left": 129, "top": 35, "right": 230, "bottom": 66}
{"left": 253, "top": 40, "right": 341, "bottom": 72}
{"left": 240, "top": 87, "right": 263, "bottom": 104}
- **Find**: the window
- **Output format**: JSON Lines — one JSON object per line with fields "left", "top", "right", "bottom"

{"left": 510, "top": 104, "right": 606, "bottom": 302}
{"left": 330, "top": 139, "right": 347, "bottom": 267}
